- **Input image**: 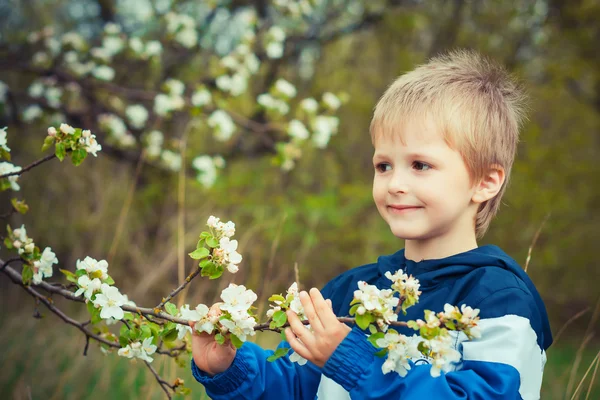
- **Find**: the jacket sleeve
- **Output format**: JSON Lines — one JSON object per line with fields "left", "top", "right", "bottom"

{"left": 191, "top": 340, "right": 322, "bottom": 400}
{"left": 321, "top": 287, "right": 547, "bottom": 400}
{"left": 189, "top": 277, "right": 345, "bottom": 400}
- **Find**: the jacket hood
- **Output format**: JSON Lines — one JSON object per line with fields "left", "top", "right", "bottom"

{"left": 377, "top": 245, "right": 553, "bottom": 350}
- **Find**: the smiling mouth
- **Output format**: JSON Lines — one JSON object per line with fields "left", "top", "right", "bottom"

{"left": 387, "top": 205, "right": 422, "bottom": 213}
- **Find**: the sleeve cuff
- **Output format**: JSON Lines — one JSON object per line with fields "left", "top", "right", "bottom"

{"left": 191, "top": 344, "right": 252, "bottom": 396}
{"left": 322, "top": 325, "right": 377, "bottom": 392}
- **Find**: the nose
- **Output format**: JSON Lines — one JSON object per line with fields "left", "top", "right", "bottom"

{"left": 387, "top": 169, "right": 409, "bottom": 194}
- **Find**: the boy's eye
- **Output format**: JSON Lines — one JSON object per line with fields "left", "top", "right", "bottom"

{"left": 375, "top": 162, "right": 391, "bottom": 172}
{"left": 412, "top": 161, "right": 432, "bottom": 171}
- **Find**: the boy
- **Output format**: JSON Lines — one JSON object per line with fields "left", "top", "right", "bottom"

{"left": 190, "top": 50, "right": 553, "bottom": 399}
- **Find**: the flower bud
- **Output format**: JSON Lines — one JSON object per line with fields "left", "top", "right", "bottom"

{"left": 357, "top": 306, "right": 366, "bottom": 315}
{"left": 25, "top": 243, "right": 35, "bottom": 253}
{"left": 13, "top": 240, "right": 22, "bottom": 248}
{"left": 47, "top": 127, "right": 57, "bottom": 136}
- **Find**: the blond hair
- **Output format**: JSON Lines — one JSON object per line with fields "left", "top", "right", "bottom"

{"left": 370, "top": 50, "right": 528, "bottom": 237}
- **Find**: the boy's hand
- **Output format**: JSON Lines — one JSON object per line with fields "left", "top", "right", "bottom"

{"left": 189, "top": 306, "right": 237, "bottom": 376}
{"left": 285, "top": 288, "right": 351, "bottom": 368}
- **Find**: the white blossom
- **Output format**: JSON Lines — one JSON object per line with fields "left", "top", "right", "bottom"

{"left": 93, "top": 284, "right": 126, "bottom": 320}
{"left": 0, "top": 127, "right": 10, "bottom": 152}
{"left": 289, "top": 351, "right": 308, "bottom": 365}
{"left": 74, "top": 275, "right": 102, "bottom": 300}
{"left": 191, "top": 88, "right": 212, "bottom": 107}
{"left": 92, "top": 65, "right": 115, "bottom": 81}
{"left": 102, "top": 36, "right": 124, "bottom": 56}
{"left": 207, "top": 110, "right": 236, "bottom": 141}
{"left": 287, "top": 120, "right": 309, "bottom": 140}
{"left": 300, "top": 98, "right": 319, "bottom": 113}
{"left": 28, "top": 81, "right": 45, "bottom": 98}
{"left": 45, "top": 87, "right": 63, "bottom": 108}
{"left": 160, "top": 150, "right": 182, "bottom": 171}
{"left": 76, "top": 256, "right": 109, "bottom": 280}
{"left": 0, "top": 81, "right": 7, "bottom": 103}
{"left": 22, "top": 105, "right": 43, "bottom": 122}
{"left": 322, "top": 92, "right": 342, "bottom": 110}
{"left": 266, "top": 42, "right": 284, "bottom": 59}
{"left": 268, "top": 26, "right": 286, "bottom": 42}
{"left": 125, "top": 104, "right": 149, "bottom": 129}
{"left": 61, "top": 32, "right": 86, "bottom": 51}
{"left": 274, "top": 79, "right": 297, "bottom": 98}
{"left": 192, "top": 155, "right": 219, "bottom": 188}
{"left": 0, "top": 162, "right": 22, "bottom": 191}
{"left": 219, "top": 284, "right": 256, "bottom": 314}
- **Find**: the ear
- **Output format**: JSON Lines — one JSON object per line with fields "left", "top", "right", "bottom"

{"left": 472, "top": 165, "right": 505, "bottom": 204}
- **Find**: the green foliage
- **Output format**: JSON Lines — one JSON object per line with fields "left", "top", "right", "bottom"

{"left": 267, "top": 347, "right": 291, "bottom": 362}
{"left": 269, "top": 310, "right": 287, "bottom": 329}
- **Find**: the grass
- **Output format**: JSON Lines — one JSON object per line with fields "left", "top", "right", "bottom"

{"left": 1, "top": 307, "right": 598, "bottom": 400}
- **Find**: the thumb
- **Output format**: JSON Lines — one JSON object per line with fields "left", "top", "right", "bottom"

{"left": 326, "top": 299, "right": 332, "bottom": 309}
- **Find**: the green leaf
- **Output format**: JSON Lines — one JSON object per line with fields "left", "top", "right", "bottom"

{"left": 163, "top": 328, "right": 178, "bottom": 342}
{"left": 41, "top": 136, "right": 55, "bottom": 152}
{"left": 199, "top": 231, "right": 212, "bottom": 239}
{"left": 165, "top": 302, "right": 178, "bottom": 316}
{"left": 206, "top": 236, "right": 219, "bottom": 248}
{"left": 4, "top": 237, "right": 13, "bottom": 249}
{"left": 280, "top": 329, "right": 287, "bottom": 342}
{"left": 71, "top": 148, "right": 87, "bottom": 166}
{"left": 229, "top": 334, "right": 243, "bottom": 349}
{"left": 267, "top": 347, "right": 290, "bottom": 362}
{"left": 268, "top": 294, "right": 286, "bottom": 303}
{"left": 21, "top": 264, "right": 33, "bottom": 285}
{"left": 141, "top": 324, "right": 152, "bottom": 339}
{"left": 374, "top": 349, "right": 388, "bottom": 357}
{"left": 188, "top": 247, "right": 209, "bottom": 260}
{"left": 73, "top": 128, "right": 82, "bottom": 140}
{"left": 86, "top": 300, "right": 102, "bottom": 324}
{"left": 355, "top": 313, "right": 372, "bottom": 331}
{"left": 368, "top": 324, "right": 378, "bottom": 334}
{"left": 367, "top": 332, "right": 385, "bottom": 348}
{"left": 209, "top": 264, "right": 224, "bottom": 280}
{"left": 55, "top": 142, "right": 66, "bottom": 162}
{"left": 196, "top": 238, "right": 205, "bottom": 248}
{"left": 11, "top": 198, "right": 29, "bottom": 214}
{"left": 407, "top": 320, "right": 419, "bottom": 330}
{"left": 444, "top": 320, "right": 456, "bottom": 331}
{"left": 0, "top": 148, "right": 11, "bottom": 161}
{"left": 175, "top": 386, "right": 192, "bottom": 396}
{"left": 104, "top": 275, "right": 115, "bottom": 285}
{"left": 270, "top": 310, "right": 287, "bottom": 329}
{"left": 214, "top": 333, "right": 225, "bottom": 345}
{"left": 349, "top": 304, "right": 360, "bottom": 316}
{"left": 60, "top": 268, "right": 78, "bottom": 284}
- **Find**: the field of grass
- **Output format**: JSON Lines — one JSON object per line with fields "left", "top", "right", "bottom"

{"left": 1, "top": 307, "right": 597, "bottom": 400}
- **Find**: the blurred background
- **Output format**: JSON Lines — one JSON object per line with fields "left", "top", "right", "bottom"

{"left": 0, "top": 0, "right": 598, "bottom": 399}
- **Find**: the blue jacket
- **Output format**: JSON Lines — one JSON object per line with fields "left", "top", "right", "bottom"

{"left": 192, "top": 245, "right": 552, "bottom": 399}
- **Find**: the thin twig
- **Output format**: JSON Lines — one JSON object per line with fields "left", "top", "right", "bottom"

{"left": 524, "top": 213, "right": 550, "bottom": 272}
{"left": 252, "top": 317, "right": 409, "bottom": 333}
{"left": 144, "top": 361, "right": 175, "bottom": 400}
{"left": 0, "top": 257, "right": 22, "bottom": 272}
{"left": 156, "top": 266, "right": 202, "bottom": 309}
{"left": 0, "top": 153, "right": 56, "bottom": 178}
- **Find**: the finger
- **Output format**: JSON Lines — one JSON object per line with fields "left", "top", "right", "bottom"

{"left": 189, "top": 321, "right": 196, "bottom": 329}
{"left": 286, "top": 309, "right": 316, "bottom": 347}
{"left": 285, "top": 327, "right": 312, "bottom": 360}
{"left": 309, "top": 288, "right": 338, "bottom": 325}
{"left": 326, "top": 299, "right": 333, "bottom": 309}
{"left": 298, "top": 290, "right": 324, "bottom": 332}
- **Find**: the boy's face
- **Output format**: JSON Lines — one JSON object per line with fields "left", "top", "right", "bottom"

{"left": 372, "top": 117, "right": 479, "bottom": 245}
